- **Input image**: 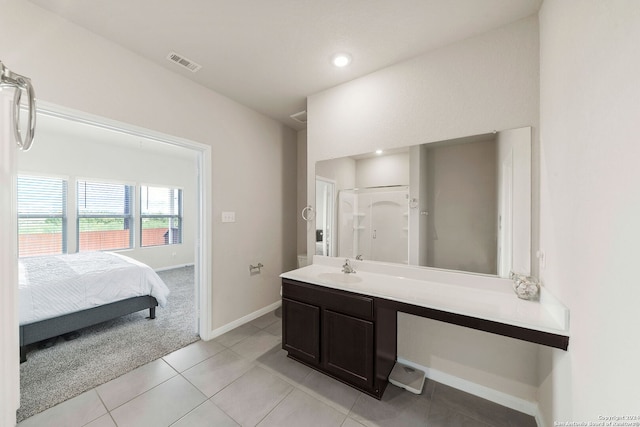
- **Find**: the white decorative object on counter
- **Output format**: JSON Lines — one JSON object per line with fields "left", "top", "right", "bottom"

{"left": 510, "top": 272, "right": 540, "bottom": 300}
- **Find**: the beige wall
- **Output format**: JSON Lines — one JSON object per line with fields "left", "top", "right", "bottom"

{"left": 355, "top": 152, "right": 410, "bottom": 188}
{"left": 538, "top": 0, "right": 640, "bottom": 423}
{"left": 307, "top": 15, "right": 540, "bottom": 405}
{"left": 425, "top": 139, "right": 497, "bottom": 275}
{"left": 0, "top": 0, "right": 297, "bottom": 332}
{"left": 315, "top": 157, "right": 357, "bottom": 191}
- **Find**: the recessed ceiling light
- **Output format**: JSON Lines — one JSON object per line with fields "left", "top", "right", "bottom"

{"left": 331, "top": 53, "right": 352, "bottom": 68}
{"left": 375, "top": 149, "right": 383, "bottom": 155}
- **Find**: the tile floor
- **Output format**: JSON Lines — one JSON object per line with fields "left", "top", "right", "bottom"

{"left": 18, "top": 310, "right": 537, "bottom": 427}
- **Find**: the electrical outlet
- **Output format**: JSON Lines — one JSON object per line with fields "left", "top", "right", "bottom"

{"left": 221, "top": 211, "right": 236, "bottom": 223}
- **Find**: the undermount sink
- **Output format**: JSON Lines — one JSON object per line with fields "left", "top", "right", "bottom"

{"left": 318, "top": 272, "right": 363, "bottom": 284}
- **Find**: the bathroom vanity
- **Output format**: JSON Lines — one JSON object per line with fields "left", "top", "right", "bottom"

{"left": 282, "top": 277, "right": 397, "bottom": 398}
{"left": 280, "top": 256, "right": 569, "bottom": 399}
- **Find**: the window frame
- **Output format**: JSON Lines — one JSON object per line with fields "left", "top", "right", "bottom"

{"left": 139, "top": 184, "right": 183, "bottom": 248}
{"left": 76, "top": 178, "right": 136, "bottom": 252}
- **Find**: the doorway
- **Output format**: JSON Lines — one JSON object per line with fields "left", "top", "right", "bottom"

{"left": 315, "top": 176, "right": 336, "bottom": 257}
{"left": 15, "top": 103, "right": 212, "bottom": 420}
{"left": 25, "top": 104, "right": 211, "bottom": 332}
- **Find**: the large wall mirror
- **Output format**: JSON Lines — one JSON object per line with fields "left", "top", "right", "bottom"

{"left": 314, "top": 126, "right": 531, "bottom": 278}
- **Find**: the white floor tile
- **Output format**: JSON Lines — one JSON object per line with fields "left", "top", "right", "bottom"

{"left": 212, "top": 366, "right": 293, "bottom": 426}
{"left": 181, "top": 349, "right": 254, "bottom": 397}
{"left": 215, "top": 323, "right": 261, "bottom": 347}
{"left": 257, "top": 388, "right": 346, "bottom": 427}
{"left": 17, "top": 390, "right": 106, "bottom": 427}
{"left": 348, "top": 385, "right": 430, "bottom": 427}
{"left": 256, "top": 346, "right": 313, "bottom": 387}
{"left": 163, "top": 339, "right": 226, "bottom": 372}
{"left": 250, "top": 310, "right": 281, "bottom": 329}
{"left": 96, "top": 358, "right": 177, "bottom": 410}
{"left": 110, "top": 375, "right": 206, "bottom": 427}
{"left": 84, "top": 414, "right": 117, "bottom": 427}
{"left": 342, "top": 418, "right": 367, "bottom": 427}
{"left": 263, "top": 319, "right": 282, "bottom": 337}
{"left": 230, "top": 330, "right": 281, "bottom": 360}
{"left": 299, "top": 369, "right": 362, "bottom": 414}
{"left": 171, "top": 400, "right": 240, "bottom": 427}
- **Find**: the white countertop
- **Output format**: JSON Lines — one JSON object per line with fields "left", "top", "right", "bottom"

{"left": 280, "top": 256, "right": 569, "bottom": 337}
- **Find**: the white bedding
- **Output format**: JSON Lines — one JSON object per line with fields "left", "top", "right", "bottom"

{"left": 19, "top": 252, "right": 170, "bottom": 325}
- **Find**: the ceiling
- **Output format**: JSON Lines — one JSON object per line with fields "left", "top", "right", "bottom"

{"left": 29, "top": 0, "right": 541, "bottom": 131}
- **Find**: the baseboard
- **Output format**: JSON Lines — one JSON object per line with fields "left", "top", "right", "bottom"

{"left": 154, "top": 263, "right": 195, "bottom": 272}
{"left": 207, "top": 300, "right": 282, "bottom": 339}
{"left": 396, "top": 357, "right": 540, "bottom": 421}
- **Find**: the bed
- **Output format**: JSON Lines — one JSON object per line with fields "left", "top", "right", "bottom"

{"left": 18, "top": 251, "right": 170, "bottom": 362}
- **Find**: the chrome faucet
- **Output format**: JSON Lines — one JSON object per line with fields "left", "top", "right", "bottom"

{"left": 356, "top": 254, "right": 363, "bottom": 261}
{"left": 342, "top": 258, "right": 356, "bottom": 274}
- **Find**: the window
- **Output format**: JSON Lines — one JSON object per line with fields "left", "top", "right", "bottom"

{"left": 140, "top": 185, "right": 182, "bottom": 247}
{"left": 17, "top": 175, "right": 68, "bottom": 257}
{"left": 77, "top": 180, "right": 134, "bottom": 251}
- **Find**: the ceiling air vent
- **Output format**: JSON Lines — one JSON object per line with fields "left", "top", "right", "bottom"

{"left": 290, "top": 110, "right": 307, "bottom": 124}
{"left": 166, "top": 51, "right": 202, "bottom": 73}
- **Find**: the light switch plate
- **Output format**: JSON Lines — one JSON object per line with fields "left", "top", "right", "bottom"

{"left": 221, "top": 211, "right": 236, "bottom": 223}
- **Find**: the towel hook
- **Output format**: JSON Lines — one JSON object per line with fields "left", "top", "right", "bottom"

{"left": 301, "top": 205, "right": 315, "bottom": 221}
{"left": 1, "top": 61, "right": 37, "bottom": 151}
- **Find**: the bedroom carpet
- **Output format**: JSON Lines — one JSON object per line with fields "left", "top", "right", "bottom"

{"left": 17, "top": 265, "right": 199, "bottom": 422}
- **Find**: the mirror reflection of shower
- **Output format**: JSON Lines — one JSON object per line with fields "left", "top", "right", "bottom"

{"left": 314, "top": 127, "right": 531, "bottom": 278}
{"left": 338, "top": 186, "right": 409, "bottom": 264}
{"left": 315, "top": 177, "right": 335, "bottom": 256}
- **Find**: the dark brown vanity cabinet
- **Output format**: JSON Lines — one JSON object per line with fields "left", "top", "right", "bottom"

{"left": 282, "top": 298, "right": 320, "bottom": 364}
{"left": 282, "top": 278, "right": 396, "bottom": 399}
{"left": 323, "top": 309, "right": 374, "bottom": 390}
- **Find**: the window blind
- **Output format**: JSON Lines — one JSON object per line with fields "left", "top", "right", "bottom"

{"left": 77, "top": 180, "right": 134, "bottom": 251}
{"left": 140, "top": 185, "right": 182, "bottom": 247}
{"left": 17, "top": 175, "right": 67, "bottom": 257}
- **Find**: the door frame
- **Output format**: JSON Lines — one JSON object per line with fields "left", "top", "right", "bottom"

{"left": 315, "top": 176, "right": 336, "bottom": 257}
{"left": 1, "top": 84, "right": 21, "bottom": 427}
{"left": 34, "top": 101, "right": 213, "bottom": 339}
{"left": 2, "top": 101, "right": 213, "bottom": 424}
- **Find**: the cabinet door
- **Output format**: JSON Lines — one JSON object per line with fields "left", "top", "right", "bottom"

{"left": 323, "top": 309, "right": 374, "bottom": 390}
{"left": 282, "top": 298, "right": 320, "bottom": 365}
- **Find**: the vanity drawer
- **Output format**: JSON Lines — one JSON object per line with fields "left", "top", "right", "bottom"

{"left": 282, "top": 279, "right": 374, "bottom": 320}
